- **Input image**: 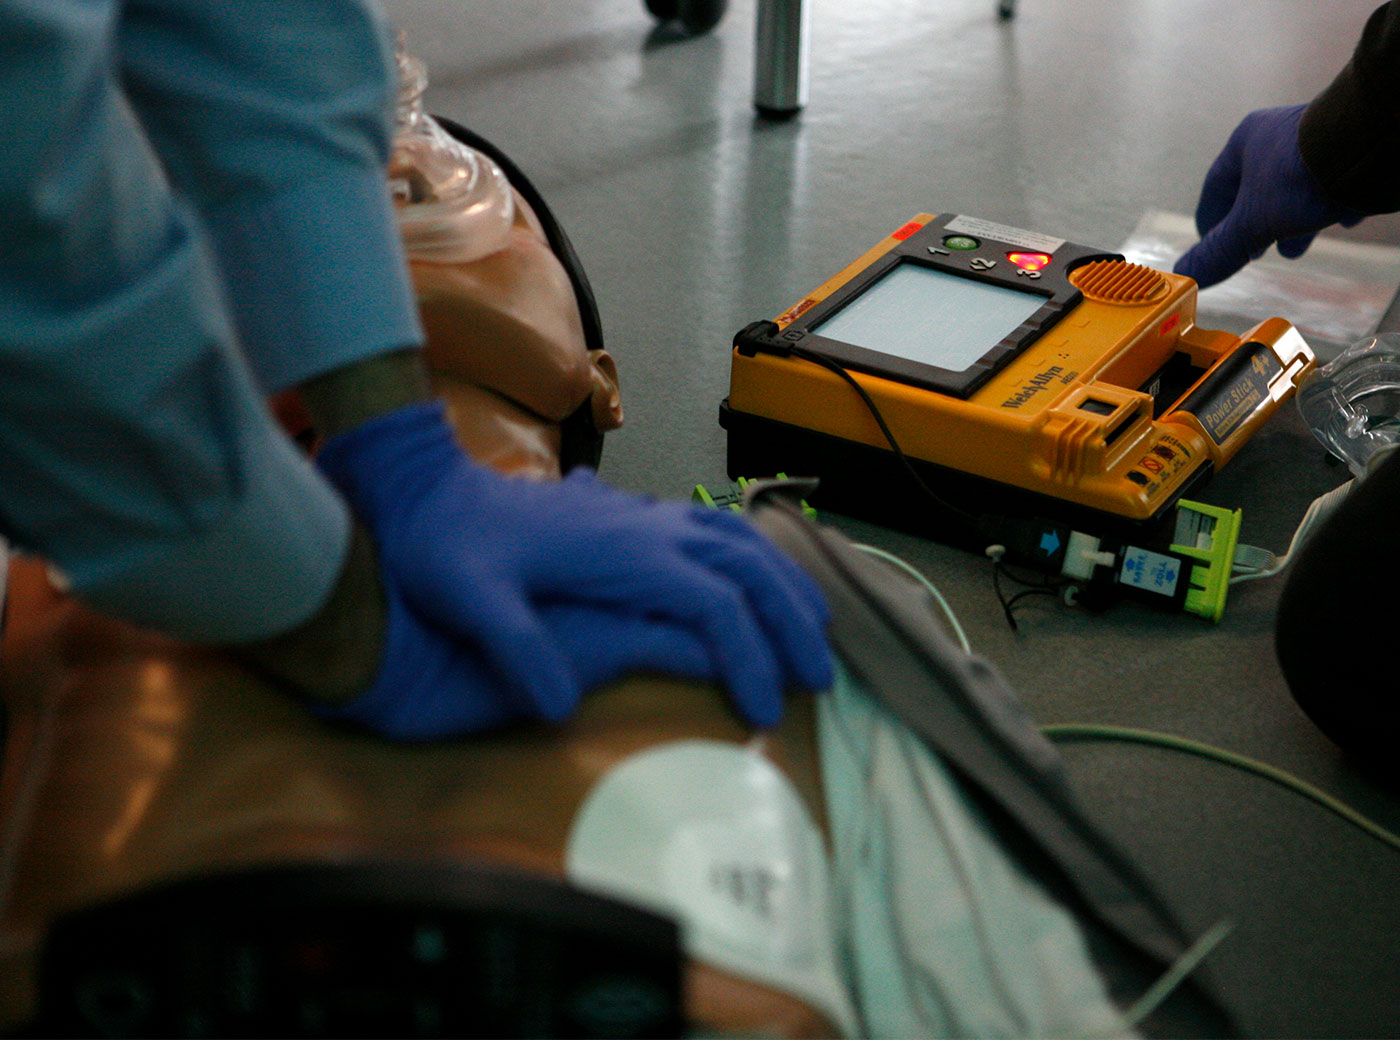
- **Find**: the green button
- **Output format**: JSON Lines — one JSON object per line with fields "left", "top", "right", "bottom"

{"left": 943, "top": 235, "right": 980, "bottom": 250}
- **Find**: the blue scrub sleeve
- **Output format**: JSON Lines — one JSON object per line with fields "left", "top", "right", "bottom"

{"left": 116, "top": 0, "right": 425, "bottom": 392}
{"left": 0, "top": 1, "right": 351, "bottom": 642}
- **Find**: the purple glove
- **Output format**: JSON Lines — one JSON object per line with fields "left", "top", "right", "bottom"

{"left": 313, "top": 400, "right": 832, "bottom": 739}
{"left": 313, "top": 595, "right": 718, "bottom": 740}
{"left": 1174, "top": 105, "right": 1364, "bottom": 288}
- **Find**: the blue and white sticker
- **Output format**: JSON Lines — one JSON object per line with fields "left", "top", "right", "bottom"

{"left": 1118, "top": 546, "right": 1181, "bottom": 597}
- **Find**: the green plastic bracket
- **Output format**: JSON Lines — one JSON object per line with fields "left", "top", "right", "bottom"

{"left": 692, "top": 474, "right": 816, "bottom": 519}
{"left": 1170, "top": 498, "right": 1243, "bottom": 622}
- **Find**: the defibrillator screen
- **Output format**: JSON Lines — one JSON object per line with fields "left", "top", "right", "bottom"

{"left": 812, "top": 262, "right": 1045, "bottom": 373}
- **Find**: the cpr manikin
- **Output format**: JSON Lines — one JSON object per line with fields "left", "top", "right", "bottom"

{"left": 0, "top": 78, "right": 1233, "bottom": 1039}
{"left": 0, "top": 105, "right": 836, "bottom": 1035}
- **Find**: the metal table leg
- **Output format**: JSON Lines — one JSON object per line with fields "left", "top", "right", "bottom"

{"left": 753, "top": 0, "right": 809, "bottom": 117}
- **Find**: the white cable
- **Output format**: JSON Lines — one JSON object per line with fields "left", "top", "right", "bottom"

{"left": 1120, "top": 918, "right": 1237, "bottom": 1032}
{"left": 1229, "top": 479, "right": 1354, "bottom": 585}
{"left": 853, "top": 543, "right": 973, "bottom": 653}
{"left": 1230, "top": 543, "right": 1274, "bottom": 573}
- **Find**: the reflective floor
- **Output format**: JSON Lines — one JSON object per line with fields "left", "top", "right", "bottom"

{"left": 389, "top": 0, "right": 1395, "bottom": 495}
{"left": 386, "top": 3, "right": 1399, "bottom": 1036}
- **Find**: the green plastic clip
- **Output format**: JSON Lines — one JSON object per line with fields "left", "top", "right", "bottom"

{"left": 692, "top": 474, "right": 816, "bottom": 518}
{"left": 1170, "top": 498, "right": 1243, "bottom": 622}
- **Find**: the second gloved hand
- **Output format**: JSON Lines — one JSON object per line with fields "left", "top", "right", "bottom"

{"left": 311, "top": 593, "right": 722, "bottom": 740}
{"left": 1173, "top": 104, "right": 1364, "bottom": 288}
{"left": 315, "top": 400, "right": 833, "bottom": 736}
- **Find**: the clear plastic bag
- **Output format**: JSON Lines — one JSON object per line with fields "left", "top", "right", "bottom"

{"left": 1120, "top": 210, "right": 1400, "bottom": 361}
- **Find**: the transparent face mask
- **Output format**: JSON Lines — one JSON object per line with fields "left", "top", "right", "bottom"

{"left": 390, "top": 37, "right": 515, "bottom": 264}
{"left": 1297, "top": 333, "right": 1400, "bottom": 478}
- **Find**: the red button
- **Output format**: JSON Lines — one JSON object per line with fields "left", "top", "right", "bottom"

{"left": 1008, "top": 252, "right": 1052, "bottom": 272}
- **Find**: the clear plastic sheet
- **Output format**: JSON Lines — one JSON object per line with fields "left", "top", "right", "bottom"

{"left": 1119, "top": 210, "right": 1400, "bottom": 362}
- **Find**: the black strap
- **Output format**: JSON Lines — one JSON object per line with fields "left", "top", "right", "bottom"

{"left": 749, "top": 488, "right": 1238, "bottom": 1037}
{"left": 432, "top": 117, "right": 608, "bottom": 473}
{"left": 34, "top": 860, "right": 682, "bottom": 1038}
{"left": 432, "top": 117, "right": 606, "bottom": 362}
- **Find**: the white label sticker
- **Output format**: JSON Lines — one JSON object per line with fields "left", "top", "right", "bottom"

{"left": 944, "top": 215, "right": 1066, "bottom": 254}
{"left": 1118, "top": 546, "right": 1181, "bottom": 597}
{"left": 565, "top": 739, "right": 856, "bottom": 1037}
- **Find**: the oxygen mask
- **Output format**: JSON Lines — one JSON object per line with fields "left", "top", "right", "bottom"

{"left": 390, "top": 39, "right": 514, "bottom": 263}
{"left": 1297, "top": 333, "right": 1400, "bottom": 479}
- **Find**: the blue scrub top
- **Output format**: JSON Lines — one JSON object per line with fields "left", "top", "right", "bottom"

{"left": 0, "top": 0, "right": 423, "bottom": 641}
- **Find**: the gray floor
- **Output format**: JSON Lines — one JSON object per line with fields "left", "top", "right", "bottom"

{"left": 387, "top": 2, "right": 1399, "bottom": 1036}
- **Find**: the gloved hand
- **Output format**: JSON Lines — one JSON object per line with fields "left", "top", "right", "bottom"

{"left": 1174, "top": 105, "right": 1365, "bottom": 288}
{"left": 312, "top": 593, "right": 721, "bottom": 740}
{"left": 314, "top": 400, "right": 832, "bottom": 739}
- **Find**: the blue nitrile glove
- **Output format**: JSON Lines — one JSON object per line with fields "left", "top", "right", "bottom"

{"left": 1174, "top": 105, "right": 1365, "bottom": 288}
{"left": 311, "top": 596, "right": 719, "bottom": 741}
{"left": 314, "top": 400, "right": 832, "bottom": 738}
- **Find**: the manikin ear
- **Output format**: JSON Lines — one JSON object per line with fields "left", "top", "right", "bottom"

{"left": 587, "top": 349, "right": 625, "bottom": 433}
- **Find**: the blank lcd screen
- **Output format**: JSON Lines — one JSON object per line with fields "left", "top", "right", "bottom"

{"left": 812, "top": 263, "right": 1044, "bottom": 372}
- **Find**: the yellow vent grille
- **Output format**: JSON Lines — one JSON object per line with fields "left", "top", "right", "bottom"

{"left": 1069, "top": 260, "right": 1169, "bottom": 305}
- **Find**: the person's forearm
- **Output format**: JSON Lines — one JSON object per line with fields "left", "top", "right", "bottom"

{"left": 118, "top": 0, "right": 424, "bottom": 394}
{"left": 235, "top": 519, "right": 385, "bottom": 704}
{"left": 298, "top": 346, "right": 434, "bottom": 439}
{"left": 237, "top": 348, "right": 435, "bottom": 704}
{"left": 1299, "top": 1, "right": 1400, "bottom": 214}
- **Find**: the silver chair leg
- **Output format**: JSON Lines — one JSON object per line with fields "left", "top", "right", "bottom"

{"left": 754, "top": 0, "right": 809, "bottom": 117}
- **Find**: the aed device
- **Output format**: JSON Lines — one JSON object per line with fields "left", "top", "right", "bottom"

{"left": 720, "top": 214, "right": 1316, "bottom": 614}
